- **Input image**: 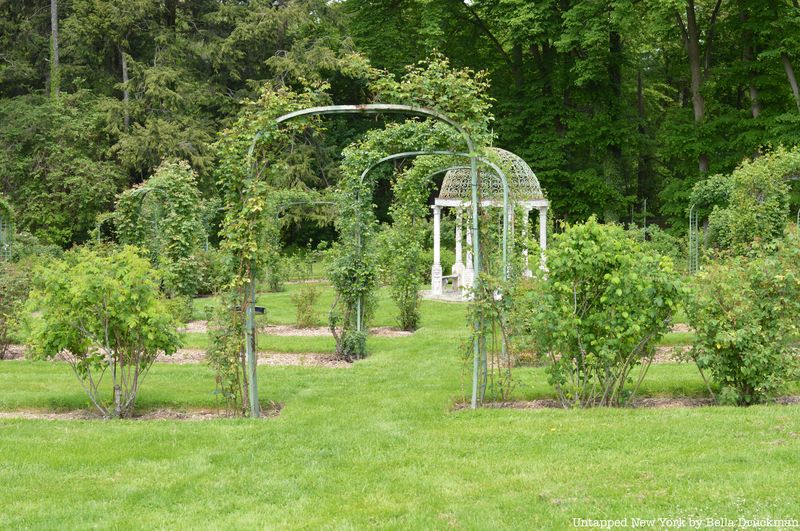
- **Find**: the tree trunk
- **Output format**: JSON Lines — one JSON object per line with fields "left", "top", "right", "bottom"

{"left": 511, "top": 42, "right": 524, "bottom": 89}
{"left": 607, "top": 30, "right": 627, "bottom": 194}
{"left": 685, "top": 0, "right": 709, "bottom": 172}
{"left": 636, "top": 69, "right": 653, "bottom": 201}
{"left": 741, "top": 16, "right": 761, "bottom": 118}
{"left": 165, "top": 0, "right": 177, "bottom": 27}
{"left": 50, "top": 0, "right": 59, "bottom": 98}
{"left": 119, "top": 46, "right": 130, "bottom": 128}
{"left": 114, "top": 384, "right": 122, "bottom": 418}
{"left": 782, "top": 53, "right": 800, "bottom": 112}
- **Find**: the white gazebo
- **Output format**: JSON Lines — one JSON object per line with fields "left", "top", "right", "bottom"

{"left": 430, "top": 147, "right": 549, "bottom": 297}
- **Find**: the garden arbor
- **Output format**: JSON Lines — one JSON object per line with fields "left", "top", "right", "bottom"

{"left": 431, "top": 147, "right": 549, "bottom": 297}
{"left": 355, "top": 149, "right": 518, "bottom": 301}
{"left": 245, "top": 104, "right": 491, "bottom": 415}
{"left": 115, "top": 160, "right": 206, "bottom": 297}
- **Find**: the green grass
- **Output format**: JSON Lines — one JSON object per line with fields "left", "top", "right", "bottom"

{"left": 658, "top": 331, "right": 696, "bottom": 347}
{"left": 2, "top": 287, "right": 800, "bottom": 528}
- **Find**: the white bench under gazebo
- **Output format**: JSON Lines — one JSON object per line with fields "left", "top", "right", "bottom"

{"left": 429, "top": 147, "right": 549, "bottom": 299}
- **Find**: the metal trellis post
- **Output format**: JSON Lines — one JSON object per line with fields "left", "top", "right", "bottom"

{"left": 689, "top": 204, "right": 699, "bottom": 275}
{"left": 244, "top": 104, "right": 487, "bottom": 415}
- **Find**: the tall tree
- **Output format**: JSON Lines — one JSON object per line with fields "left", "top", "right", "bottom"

{"left": 676, "top": 0, "right": 723, "bottom": 172}
{"left": 49, "top": 0, "right": 59, "bottom": 98}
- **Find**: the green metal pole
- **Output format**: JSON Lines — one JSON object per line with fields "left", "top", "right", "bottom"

{"left": 470, "top": 155, "right": 482, "bottom": 409}
{"left": 245, "top": 263, "right": 260, "bottom": 418}
{"left": 356, "top": 209, "right": 363, "bottom": 333}
{"left": 269, "top": 104, "right": 485, "bottom": 407}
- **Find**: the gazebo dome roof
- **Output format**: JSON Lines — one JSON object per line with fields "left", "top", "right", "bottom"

{"left": 438, "top": 147, "right": 544, "bottom": 201}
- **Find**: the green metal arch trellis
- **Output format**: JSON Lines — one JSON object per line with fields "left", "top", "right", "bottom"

{"left": 355, "top": 149, "right": 512, "bottom": 288}
{"left": 352, "top": 151, "right": 512, "bottom": 404}
{"left": 244, "top": 104, "right": 487, "bottom": 416}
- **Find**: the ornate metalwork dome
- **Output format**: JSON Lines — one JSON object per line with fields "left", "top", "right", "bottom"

{"left": 438, "top": 147, "right": 544, "bottom": 201}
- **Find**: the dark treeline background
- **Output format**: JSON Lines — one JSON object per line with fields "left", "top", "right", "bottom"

{"left": 2, "top": 0, "right": 800, "bottom": 248}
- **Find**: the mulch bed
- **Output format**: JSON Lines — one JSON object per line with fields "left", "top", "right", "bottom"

{"left": 653, "top": 345, "right": 691, "bottom": 363}
{"left": 454, "top": 396, "right": 800, "bottom": 411}
{"left": 261, "top": 324, "right": 412, "bottom": 337}
{"left": 2, "top": 345, "right": 351, "bottom": 368}
{"left": 0, "top": 345, "right": 27, "bottom": 361}
{"left": 157, "top": 349, "right": 351, "bottom": 368}
{"left": 179, "top": 320, "right": 413, "bottom": 338}
{"left": 0, "top": 402, "right": 283, "bottom": 421}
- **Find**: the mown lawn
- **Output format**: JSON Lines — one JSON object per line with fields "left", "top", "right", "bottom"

{"left": 1, "top": 286, "right": 799, "bottom": 528}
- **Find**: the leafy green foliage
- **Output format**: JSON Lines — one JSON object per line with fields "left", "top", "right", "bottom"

{"left": 466, "top": 274, "right": 517, "bottom": 404}
{"left": 331, "top": 54, "right": 495, "bottom": 351}
{"left": 205, "top": 291, "right": 247, "bottom": 416}
{"left": 29, "top": 246, "right": 181, "bottom": 418}
{"left": 194, "top": 248, "right": 231, "bottom": 297}
{"left": 686, "top": 229, "right": 800, "bottom": 405}
{"left": 0, "top": 93, "right": 125, "bottom": 247}
{"left": 518, "top": 217, "right": 682, "bottom": 407}
{"left": 629, "top": 225, "right": 688, "bottom": 275}
{"left": 115, "top": 159, "right": 206, "bottom": 297}
{"left": 8, "top": 231, "right": 63, "bottom": 262}
{"left": 0, "top": 260, "right": 31, "bottom": 359}
{"left": 211, "top": 82, "right": 334, "bottom": 411}
{"left": 705, "top": 147, "right": 798, "bottom": 252}
{"left": 291, "top": 283, "right": 321, "bottom": 329}
{"left": 380, "top": 157, "right": 441, "bottom": 331}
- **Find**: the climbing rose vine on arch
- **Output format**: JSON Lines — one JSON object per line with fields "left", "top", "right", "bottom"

{"left": 115, "top": 159, "right": 206, "bottom": 298}
{"left": 210, "top": 84, "right": 332, "bottom": 414}
{"left": 329, "top": 54, "right": 497, "bottom": 357}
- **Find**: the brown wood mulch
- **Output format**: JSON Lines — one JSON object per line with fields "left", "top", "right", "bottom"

{"left": 179, "top": 320, "right": 413, "bottom": 337}
{"left": 454, "top": 396, "right": 800, "bottom": 411}
{"left": 2, "top": 345, "right": 351, "bottom": 368}
{"left": 0, "top": 403, "right": 282, "bottom": 421}
{"left": 157, "top": 349, "right": 351, "bottom": 368}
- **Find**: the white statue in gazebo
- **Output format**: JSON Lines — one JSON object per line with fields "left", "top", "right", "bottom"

{"left": 429, "top": 147, "right": 549, "bottom": 298}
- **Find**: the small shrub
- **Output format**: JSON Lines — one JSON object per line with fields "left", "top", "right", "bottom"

{"left": 194, "top": 248, "right": 230, "bottom": 296}
{"left": 328, "top": 244, "right": 376, "bottom": 360}
{"left": 704, "top": 146, "right": 798, "bottom": 252}
{"left": 166, "top": 295, "right": 195, "bottom": 325}
{"left": 115, "top": 159, "right": 207, "bottom": 297}
{"left": 340, "top": 329, "right": 367, "bottom": 360}
{"left": 263, "top": 255, "right": 286, "bottom": 292}
{"left": 388, "top": 238, "right": 425, "bottom": 331}
{"left": 637, "top": 225, "right": 688, "bottom": 274}
{"left": 30, "top": 246, "right": 181, "bottom": 418}
{"left": 206, "top": 292, "right": 247, "bottom": 416}
{"left": 0, "top": 261, "right": 31, "bottom": 359}
{"left": 686, "top": 229, "right": 800, "bottom": 405}
{"left": 291, "top": 282, "right": 320, "bottom": 328}
{"left": 10, "top": 231, "right": 63, "bottom": 261}
{"left": 519, "top": 217, "right": 682, "bottom": 407}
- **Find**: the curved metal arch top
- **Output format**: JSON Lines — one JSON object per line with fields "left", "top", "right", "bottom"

{"left": 275, "top": 104, "right": 475, "bottom": 151}
{"left": 244, "top": 103, "right": 486, "bottom": 413}
{"left": 355, "top": 150, "right": 511, "bottom": 282}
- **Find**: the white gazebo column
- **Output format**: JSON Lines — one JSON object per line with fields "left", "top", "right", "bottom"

{"left": 452, "top": 208, "right": 464, "bottom": 282}
{"left": 522, "top": 206, "right": 532, "bottom": 277}
{"left": 431, "top": 205, "right": 443, "bottom": 295}
{"left": 463, "top": 211, "right": 474, "bottom": 294}
{"left": 538, "top": 205, "right": 548, "bottom": 271}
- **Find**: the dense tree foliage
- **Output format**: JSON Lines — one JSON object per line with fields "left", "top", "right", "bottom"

{"left": 2, "top": 0, "right": 799, "bottom": 244}
{"left": 345, "top": 0, "right": 800, "bottom": 223}
{"left": 115, "top": 159, "right": 207, "bottom": 297}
